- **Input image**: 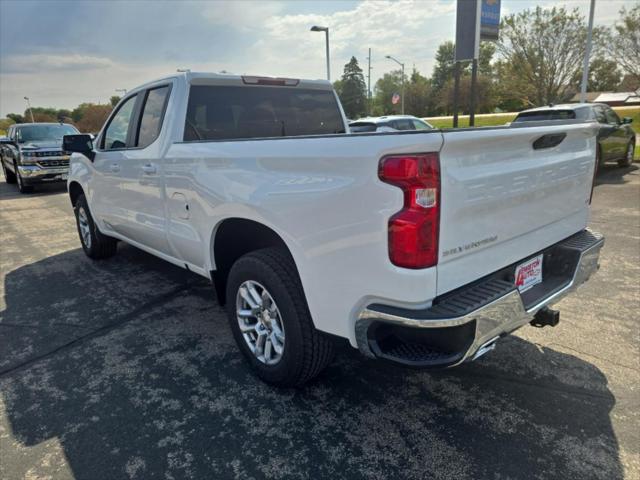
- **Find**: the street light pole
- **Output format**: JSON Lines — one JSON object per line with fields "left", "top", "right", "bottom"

{"left": 385, "top": 55, "right": 405, "bottom": 115}
{"left": 367, "top": 48, "right": 372, "bottom": 115}
{"left": 115, "top": 88, "right": 127, "bottom": 95}
{"left": 310, "top": 25, "right": 330, "bottom": 81}
{"left": 23, "top": 96, "right": 35, "bottom": 123}
{"left": 580, "top": 0, "right": 596, "bottom": 103}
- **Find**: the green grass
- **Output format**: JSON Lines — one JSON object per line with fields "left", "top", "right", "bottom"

{"left": 424, "top": 107, "right": 640, "bottom": 130}
{"left": 635, "top": 144, "right": 639, "bottom": 161}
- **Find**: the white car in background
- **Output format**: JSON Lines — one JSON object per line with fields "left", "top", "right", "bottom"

{"left": 349, "top": 115, "right": 434, "bottom": 133}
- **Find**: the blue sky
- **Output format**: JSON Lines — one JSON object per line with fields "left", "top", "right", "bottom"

{"left": 0, "top": 0, "right": 632, "bottom": 116}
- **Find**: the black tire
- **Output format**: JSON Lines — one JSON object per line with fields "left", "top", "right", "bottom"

{"left": 596, "top": 144, "right": 604, "bottom": 173}
{"left": 2, "top": 159, "right": 16, "bottom": 184}
{"left": 74, "top": 193, "right": 118, "bottom": 259}
{"left": 618, "top": 141, "right": 635, "bottom": 168}
{"left": 14, "top": 161, "right": 33, "bottom": 193}
{"left": 226, "top": 248, "right": 334, "bottom": 387}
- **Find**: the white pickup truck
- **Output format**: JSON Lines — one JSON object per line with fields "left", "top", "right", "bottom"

{"left": 63, "top": 72, "right": 604, "bottom": 386}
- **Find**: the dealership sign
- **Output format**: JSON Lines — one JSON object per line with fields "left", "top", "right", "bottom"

{"left": 480, "top": 0, "right": 501, "bottom": 41}
{"left": 455, "top": 0, "right": 501, "bottom": 61}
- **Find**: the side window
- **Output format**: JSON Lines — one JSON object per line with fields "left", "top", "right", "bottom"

{"left": 593, "top": 107, "right": 607, "bottom": 124}
{"left": 604, "top": 108, "right": 620, "bottom": 125}
{"left": 392, "top": 119, "right": 415, "bottom": 130}
{"left": 102, "top": 95, "right": 137, "bottom": 150}
{"left": 413, "top": 120, "right": 430, "bottom": 130}
{"left": 137, "top": 86, "right": 170, "bottom": 148}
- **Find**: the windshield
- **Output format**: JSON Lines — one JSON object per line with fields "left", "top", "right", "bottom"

{"left": 17, "top": 124, "right": 79, "bottom": 143}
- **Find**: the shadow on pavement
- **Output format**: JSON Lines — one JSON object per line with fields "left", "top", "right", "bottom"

{"left": 0, "top": 247, "right": 623, "bottom": 479}
{"left": 595, "top": 163, "right": 638, "bottom": 186}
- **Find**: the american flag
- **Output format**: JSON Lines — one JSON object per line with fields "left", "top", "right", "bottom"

{"left": 391, "top": 92, "right": 401, "bottom": 105}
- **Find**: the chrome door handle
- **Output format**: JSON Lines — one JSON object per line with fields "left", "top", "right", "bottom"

{"left": 110, "top": 163, "right": 121, "bottom": 173}
{"left": 142, "top": 163, "right": 157, "bottom": 174}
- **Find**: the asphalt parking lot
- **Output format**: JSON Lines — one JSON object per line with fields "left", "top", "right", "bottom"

{"left": 0, "top": 165, "right": 638, "bottom": 480}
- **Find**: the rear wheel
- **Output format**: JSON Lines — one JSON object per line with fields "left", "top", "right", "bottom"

{"left": 596, "top": 145, "right": 604, "bottom": 173}
{"left": 1, "top": 159, "right": 16, "bottom": 184}
{"left": 618, "top": 141, "right": 635, "bottom": 168}
{"left": 14, "top": 162, "right": 33, "bottom": 193}
{"left": 226, "top": 248, "right": 334, "bottom": 387}
{"left": 74, "top": 193, "right": 118, "bottom": 259}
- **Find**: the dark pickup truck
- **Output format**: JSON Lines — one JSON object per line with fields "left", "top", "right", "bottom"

{"left": 513, "top": 103, "right": 635, "bottom": 168}
{"left": 1, "top": 122, "right": 79, "bottom": 193}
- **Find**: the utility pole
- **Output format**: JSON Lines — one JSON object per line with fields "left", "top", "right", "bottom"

{"left": 453, "top": 63, "right": 460, "bottom": 128}
{"left": 580, "top": 0, "right": 596, "bottom": 103}
{"left": 367, "top": 48, "right": 372, "bottom": 115}
{"left": 469, "top": 58, "right": 478, "bottom": 126}
{"left": 23, "top": 97, "right": 35, "bottom": 123}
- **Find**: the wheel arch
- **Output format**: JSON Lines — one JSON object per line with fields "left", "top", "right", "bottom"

{"left": 210, "top": 217, "right": 300, "bottom": 306}
{"left": 68, "top": 181, "right": 84, "bottom": 207}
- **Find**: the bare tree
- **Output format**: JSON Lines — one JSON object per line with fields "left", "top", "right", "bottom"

{"left": 610, "top": 3, "right": 640, "bottom": 81}
{"left": 497, "top": 7, "right": 604, "bottom": 106}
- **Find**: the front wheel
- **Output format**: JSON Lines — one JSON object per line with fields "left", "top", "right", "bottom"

{"left": 14, "top": 162, "right": 33, "bottom": 193}
{"left": 618, "top": 141, "right": 635, "bottom": 168}
{"left": 226, "top": 248, "right": 334, "bottom": 387}
{"left": 2, "top": 159, "right": 16, "bottom": 184}
{"left": 74, "top": 193, "right": 118, "bottom": 259}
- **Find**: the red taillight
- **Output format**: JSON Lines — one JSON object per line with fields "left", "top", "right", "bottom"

{"left": 379, "top": 153, "right": 440, "bottom": 269}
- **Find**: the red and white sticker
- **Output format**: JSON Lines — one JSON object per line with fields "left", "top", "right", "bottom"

{"left": 515, "top": 254, "right": 543, "bottom": 292}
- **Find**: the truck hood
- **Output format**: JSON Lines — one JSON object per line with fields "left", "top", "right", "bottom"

{"left": 19, "top": 140, "right": 63, "bottom": 150}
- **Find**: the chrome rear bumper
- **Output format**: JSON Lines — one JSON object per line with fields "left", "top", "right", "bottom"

{"left": 356, "top": 229, "right": 604, "bottom": 367}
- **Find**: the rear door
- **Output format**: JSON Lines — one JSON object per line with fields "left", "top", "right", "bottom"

{"left": 110, "top": 84, "right": 173, "bottom": 254}
{"left": 436, "top": 122, "right": 598, "bottom": 295}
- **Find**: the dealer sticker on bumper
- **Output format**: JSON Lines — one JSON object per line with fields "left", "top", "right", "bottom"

{"left": 515, "top": 254, "right": 543, "bottom": 292}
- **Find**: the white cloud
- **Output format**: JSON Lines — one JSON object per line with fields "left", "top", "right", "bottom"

{"left": 0, "top": 0, "right": 629, "bottom": 116}
{"left": 1, "top": 54, "right": 115, "bottom": 74}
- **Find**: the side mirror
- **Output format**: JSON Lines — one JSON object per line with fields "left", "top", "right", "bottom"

{"left": 622, "top": 117, "right": 633, "bottom": 125}
{"left": 63, "top": 134, "right": 95, "bottom": 161}
{"left": 0, "top": 137, "right": 16, "bottom": 147}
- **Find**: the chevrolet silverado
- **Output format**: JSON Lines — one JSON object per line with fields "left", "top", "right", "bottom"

{"left": 62, "top": 72, "right": 604, "bottom": 386}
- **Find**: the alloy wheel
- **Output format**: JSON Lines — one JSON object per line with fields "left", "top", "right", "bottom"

{"left": 236, "top": 280, "right": 285, "bottom": 365}
{"left": 77, "top": 206, "right": 92, "bottom": 249}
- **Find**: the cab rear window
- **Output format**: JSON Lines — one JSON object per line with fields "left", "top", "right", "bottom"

{"left": 184, "top": 85, "right": 345, "bottom": 141}
{"left": 513, "top": 110, "right": 576, "bottom": 122}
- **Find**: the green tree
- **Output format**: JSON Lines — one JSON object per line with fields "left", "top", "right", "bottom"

{"left": 610, "top": 3, "right": 640, "bottom": 83}
{"left": 337, "top": 57, "right": 367, "bottom": 119}
{"left": 75, "top": 104, "right": 112, "bottom": 133}
{"left": 6, "top": 113, "right": 24, "bottom": 124}
{"left": 110, "top": 95, "right": 121, "bottom": 107}
{"left": 431, "top": 41, "right": 496, "bottom": 114}
{"left": 497, "top": 6, "right": 606, "bottom": 106}
{"left": 405, "top": 69, "right": 434, "bottom": 117}
{"left": 332, "top": 79, "right": 344, "bottom": 98}
{"left": 431, "top": 41, "right": 456, "bottom": 94}
{"left": 0, "top": 117, "right": 15, "bottom": 135}
{"left": 373, "top": 70, "right": 405, "bottom": 115}
{"left": 573, "top": 56, "right": 621, "bottom": 92}
{"left": 439, "top": 75, "right": 495, "bottom": 115}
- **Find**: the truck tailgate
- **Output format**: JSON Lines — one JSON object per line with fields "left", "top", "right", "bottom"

{"left": 436, "top": 122, "right": 598, "bottom": 296}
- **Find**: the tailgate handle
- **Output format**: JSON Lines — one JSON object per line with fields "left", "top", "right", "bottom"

{"left": 533, "top": 133, "right": 566, "bottom": 150}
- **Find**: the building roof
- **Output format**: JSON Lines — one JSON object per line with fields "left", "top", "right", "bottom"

{"left": 570, "top": 90, "right": 640, "bottom": 104}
